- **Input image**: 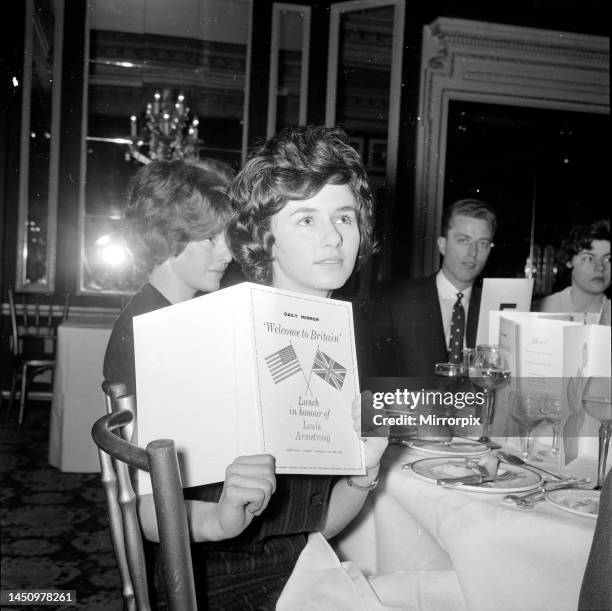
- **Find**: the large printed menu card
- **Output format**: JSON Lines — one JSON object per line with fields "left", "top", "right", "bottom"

{"left": 496, "top": 313, "right": 610, "bottom": 465}
{"left": 133, "top": 282, "right": 365, "bottom": 494}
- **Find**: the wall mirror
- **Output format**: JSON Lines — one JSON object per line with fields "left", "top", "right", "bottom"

{"left": 266, "top": 3, "right": 310, "bottom": 137}
{"left": 16, "top": 0, "right": 63, "bottom": 292}
{"left": 412, "top": 18, "right": 609, "bottom": 279}
{"left": 325, "top": 0, "right": 405, "bottom": 283}
{"left": 79, "top": 0, "right": 252, "bottom": 294}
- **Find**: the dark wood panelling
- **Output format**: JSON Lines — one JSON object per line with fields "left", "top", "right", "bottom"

{"left": 246, "top": 0, "right": 273, "bottom": 150}
{"left": 1, "top": 7, "right": 28, "bottom": 387}
{"left": 56, "top": 0, "right": 86, "bottom": 297}
{"left": 1, "top": 7, "right": 27, "bottom": 296}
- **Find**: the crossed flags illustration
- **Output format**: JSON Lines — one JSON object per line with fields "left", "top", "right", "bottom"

{"left": 264, "top": 344, "right": 347, "bottom": 392}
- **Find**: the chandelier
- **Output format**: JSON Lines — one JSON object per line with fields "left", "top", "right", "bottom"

{"left": 128, "top": 89, "right": 200, "bottom": 164}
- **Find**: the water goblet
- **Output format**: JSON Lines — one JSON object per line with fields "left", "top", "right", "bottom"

{"left": 508, "top": 390, "right": 559, "bottom": 460}
{"left": 467, "top": 345, "right": 511, "bottom": 439}
{"left": 581, "top": 376, "right": 612, "bottom": 490}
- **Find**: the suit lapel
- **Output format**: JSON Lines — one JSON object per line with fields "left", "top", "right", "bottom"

{"left": 428, "top": 276, "right": 449, "bottom": 358}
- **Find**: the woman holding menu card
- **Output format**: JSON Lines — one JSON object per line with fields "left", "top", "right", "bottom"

{"left": 218, "top": 125, "right": 387, "bottom": 609}
{"left": 114, "top": 128, "right": 388, "bottom": 609}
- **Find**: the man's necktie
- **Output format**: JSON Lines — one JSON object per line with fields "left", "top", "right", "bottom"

{"left": 448, "top": 292, "right": 465, "bottom": 364}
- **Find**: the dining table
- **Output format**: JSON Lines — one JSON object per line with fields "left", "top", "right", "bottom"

{"left": 48, "top": 314, "right": 116, "bottom": 473}
{"left": 333, "top": 441, "right": 600, "bottom": 611}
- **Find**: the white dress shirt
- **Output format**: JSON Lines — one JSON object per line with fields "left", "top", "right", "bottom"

{"left": 436, "top": 270, "right": 473, "bottom": 350}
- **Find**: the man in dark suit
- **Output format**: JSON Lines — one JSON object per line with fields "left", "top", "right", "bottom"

{"left": 380, "top": 198, "right": 497, "bottom": 378}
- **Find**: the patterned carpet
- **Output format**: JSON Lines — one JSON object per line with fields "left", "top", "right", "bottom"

{"left": 0, "top": 401, "right": 123, "bottom": 610}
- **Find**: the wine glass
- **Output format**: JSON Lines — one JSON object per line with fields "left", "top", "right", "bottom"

{"left": 467, "top": 345, "right": 511, "bottom": 439}
{"left": 432, "top": 361, "right": 469, "bottom": 439}
{"left": 508, "top": 391, "right": 561, "bottom": 460}
{"left": 582, "top": 376, "right": 612, "bottom": 490}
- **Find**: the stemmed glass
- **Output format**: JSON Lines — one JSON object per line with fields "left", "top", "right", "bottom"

{"left": 508, "top": 391, "right": 561, "bottom": 460}
{"left": 582, "top": 376, "right": 612, "bottom": 490}
{"left": 548, "top": 394, "right": 563, "bottom": 456}
{"left": 467, "top": 345, "right": 511, "bottom": 439}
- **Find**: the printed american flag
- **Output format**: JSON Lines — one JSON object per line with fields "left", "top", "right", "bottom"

{"left": 312, "top": 348, "right": 347, "bottom": 391}
{"left": 265, "top": 344, "right": 302, "bottom": 384}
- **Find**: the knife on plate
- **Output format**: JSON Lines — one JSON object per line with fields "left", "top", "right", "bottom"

{"left": 437, "top": 473, "right": 503, "bottom": 486}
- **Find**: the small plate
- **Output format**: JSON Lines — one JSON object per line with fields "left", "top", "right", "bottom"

{"left": 406, "top": 438, "right": 489, "bottom": 457}
{"left": 409, "top": 456, "right": 542, "bottom": 493}
{"left": 545, "top": 489, "right": 600, "bottom": 519}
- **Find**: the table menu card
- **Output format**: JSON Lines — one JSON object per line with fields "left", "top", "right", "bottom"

{"left": 133, "top": 282, "right": 365, "bottom": 494}
{"left": 496, "top": 313, "right": 610, "bottom": 465}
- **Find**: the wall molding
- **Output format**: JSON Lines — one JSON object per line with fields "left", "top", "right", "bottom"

{"left": 411, "top": 18, "right": 609, "bottom": 277}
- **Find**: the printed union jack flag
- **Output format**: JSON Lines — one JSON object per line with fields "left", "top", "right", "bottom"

{"left": 265, "top": 344, "right": 302, "bottom": 384}
{"left": 312, "top": 348, "right": 347, "bottom": 391}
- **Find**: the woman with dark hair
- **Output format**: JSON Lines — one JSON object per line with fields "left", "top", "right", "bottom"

{"left": 538, "top": 219, "right": 610, "bottom": 323}
{"left": 203, "top": 124, "right": 388, "bottom": 608}
{"left": 228, "top": 124, "right": 375, "bottom": 289}
{"left": 103, "top": 158, "right": 234, "bottom": 395}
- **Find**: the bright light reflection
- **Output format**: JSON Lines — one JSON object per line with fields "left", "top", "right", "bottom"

{"left": 99, "top": 243, "right": 129, "bottom": 267}
{"left": 95, "top": 233, "right": 129, "bottom": 267}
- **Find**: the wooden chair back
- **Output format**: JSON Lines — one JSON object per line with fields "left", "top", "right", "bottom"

{"left": 95, "top": 383, "right": 196, "bottom": 611}
{"left": 7, "top": 287, "right": 70, "bottom": 355}
{"left": 5, "top": 287, "right": 71, "bottom": 426}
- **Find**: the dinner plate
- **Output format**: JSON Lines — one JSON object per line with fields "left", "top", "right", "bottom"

{"left": 405, "top": 438, "right": 489, "bottom": 457}
{"left": 409, "top": 456, "right": 542, "bottom": 493}
{"left": 545, "top": 488, "right": 600, "bottom": 519}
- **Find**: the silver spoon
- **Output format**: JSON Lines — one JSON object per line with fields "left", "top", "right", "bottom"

{"left": 495, "top": 451, "right": 564, "bottom": 480}
{"left": 503, "top": 478, "right": 591, "bottom": 508}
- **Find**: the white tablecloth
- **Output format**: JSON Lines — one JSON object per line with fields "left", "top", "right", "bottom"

{"left": 48, "top": 315, "right": 115, "bottom": 472}
{"left": 334, "top": 444, "right": 598, "bottom": 611}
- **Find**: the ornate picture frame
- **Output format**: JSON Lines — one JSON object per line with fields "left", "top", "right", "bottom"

{"left": 367, "top": 138, "right": 387, "bottom": 171}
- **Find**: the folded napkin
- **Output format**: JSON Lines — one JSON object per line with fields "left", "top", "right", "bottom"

{"left": 277, "top": 532, "right": 381, "bottom": 610}
{"left": 277, "top": 532, "right": 466, "bottom": 611}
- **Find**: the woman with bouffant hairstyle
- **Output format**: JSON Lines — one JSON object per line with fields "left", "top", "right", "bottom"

{"left": 227, "top": 124, "right": 375, "bottom": 289}
{"left": 216, "top": 125, "right": 388, "bottom": 609}
{"left": 104, "top": 159, "right": 234, "bottom": 395}
{"left": 125, "top": 159, "right": 233, "bottom": 274}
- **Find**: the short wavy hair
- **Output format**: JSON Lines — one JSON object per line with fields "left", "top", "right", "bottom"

{"left": 560, "top": 219, "right": 610, "bottom": 264}
{"left": 441, "top": 198, "right": 498, "bottom": 237}
{"left": 124, "top": 159, "right": 234, "bottom": 273}
{"left": 227, "top": 125, "right": 375, "bottom": 284}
